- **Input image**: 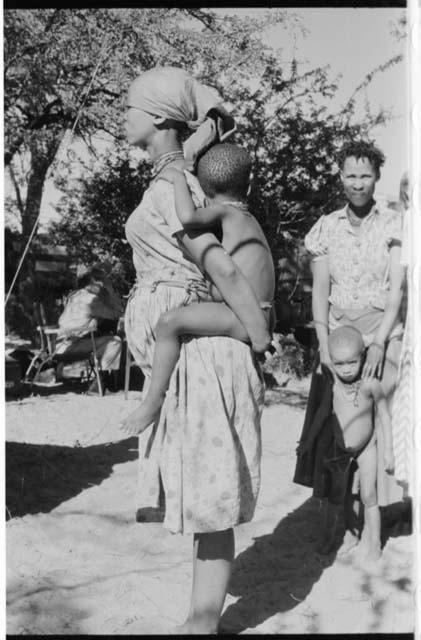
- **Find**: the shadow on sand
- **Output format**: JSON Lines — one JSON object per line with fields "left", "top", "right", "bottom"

{"left": 6, "top": 437, "right": 138, "bottom": 520}
{"left": 220, "top": 494, "right": 412, "bottom": 634}
{"left": 220, "top": 497, "right": 335, "bottom": 634}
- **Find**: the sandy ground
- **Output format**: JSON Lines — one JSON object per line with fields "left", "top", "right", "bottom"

{"left": 6, "top": 383, "right": 414, "bottom": 635}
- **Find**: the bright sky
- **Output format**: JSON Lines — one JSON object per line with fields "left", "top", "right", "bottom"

{"left": 220, "top": 7, "right": 409, "bottom": 199}
{"left": 5, "top": 7, "right": 409, "bottom": 231}
{"left": 291, "top": 8, "right": 409, "bottom": 197}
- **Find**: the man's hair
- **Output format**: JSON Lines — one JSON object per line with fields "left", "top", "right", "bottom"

{"left": 197, "top": 143, "right": 252, "bottom": 200}
{"left": 328, "top": 325, "right": 365, "bottom": 356}
{"left": 337, "top": 140, "right": 385, "bottom": 177}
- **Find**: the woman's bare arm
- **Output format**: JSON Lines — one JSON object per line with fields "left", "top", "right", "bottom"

{"left": 311, "top": 257, "right": 333, "bottom": 371}
{"left": 176, "top": 227, "right": 271, "bottom": 352}
{"left": 363, "top": 244, "right": 405, "bottom": 379}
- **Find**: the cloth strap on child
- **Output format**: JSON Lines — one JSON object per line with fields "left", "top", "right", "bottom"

{"left": 127, "top": 278, "right": 210, "bottom": 306}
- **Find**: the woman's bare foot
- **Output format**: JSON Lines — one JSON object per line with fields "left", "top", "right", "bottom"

{"left": 119, "top": 399, "right": 161, "bottom": 436}
{"left": 171, "top": 617, "right": 217, "bottom": 635}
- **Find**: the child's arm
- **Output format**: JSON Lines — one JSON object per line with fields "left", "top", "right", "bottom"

{"left": 158, "top": 168, "right": 226, "bottom": 228}
{"left": 366, "top": 379, "right": 395, "bottom": 473}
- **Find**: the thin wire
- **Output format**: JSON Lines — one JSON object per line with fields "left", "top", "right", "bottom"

{"left": 5, "top": 34, "right": 112, "bottom": 308}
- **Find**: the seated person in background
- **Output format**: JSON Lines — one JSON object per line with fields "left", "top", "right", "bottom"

{"left": 56, "top": 265, "right": 123, "bottom": 393}
{"left": 298, "top": 325, "right": 394, "bottom": 561}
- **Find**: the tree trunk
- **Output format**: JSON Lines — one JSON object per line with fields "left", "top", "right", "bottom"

{"left": 12, "top": 129, "right": 63, "bottom": 338}
{"left": 21, "top": 130, "right": 62, "bottom": 240}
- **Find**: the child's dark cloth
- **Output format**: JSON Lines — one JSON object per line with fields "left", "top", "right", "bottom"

{"left": 312, "top": 413, "right": 362, "bottom": 505}
{"left": 293, "top": 358, "right": 360, "bottom": 506}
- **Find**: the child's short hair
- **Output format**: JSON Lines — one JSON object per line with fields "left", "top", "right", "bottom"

{"left": 337, "top": 141, "right": 385, "bottom": 178}
{"left": 328, "top": 325, "right": 365, "bottom": 355}
{"left": 197, "top": 143, "right": 252, "bottom": 200}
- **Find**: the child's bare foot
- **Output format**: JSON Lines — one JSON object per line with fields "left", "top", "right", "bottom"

{"left": 338, "top": 530, "right": 359, "bottom": 556}
{"left": 119, "top": 399, "right": 161, "bottom": 436}
{"left": 356, "top": 537, "right": 382, "bottom": 563}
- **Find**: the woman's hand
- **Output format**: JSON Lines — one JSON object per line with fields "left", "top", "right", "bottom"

{"left": 384, "top": 445, "right": 395, "bottom": 474}
{"left": 319, "top": 346, "right": 336, "bottom": 379}
{"left": 362, "top": 341, "right": 385, "bottom": 379}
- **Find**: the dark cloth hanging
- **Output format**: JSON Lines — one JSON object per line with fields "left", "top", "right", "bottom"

{"left": 293, "top": 353, "right": 334, "bottom": 488}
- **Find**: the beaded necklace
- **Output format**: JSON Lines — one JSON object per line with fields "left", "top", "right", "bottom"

{"left": 336, "top": 378, "right": 362, "bottom": 407}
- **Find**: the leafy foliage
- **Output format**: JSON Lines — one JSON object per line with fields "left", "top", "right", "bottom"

{"left": 4, "top": 8, "right": 405, "bottom": 337}
{"left": 52, "top": 151, "right": 152, "bottom": 295}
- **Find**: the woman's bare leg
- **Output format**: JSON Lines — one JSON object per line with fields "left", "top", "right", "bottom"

{"left": 175, "top": 528, "right": 234, "bottom": 634}
{"left": 120, "top": 303, "right": 249, "bottom": 436}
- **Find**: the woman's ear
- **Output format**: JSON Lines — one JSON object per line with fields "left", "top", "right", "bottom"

{"left": 152, "top": 116, "right": 168, "bottom": 129}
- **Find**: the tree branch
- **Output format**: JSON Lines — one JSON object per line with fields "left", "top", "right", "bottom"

{"left": 343, "top": 54, "right": 403, "bottom": 112}
{"left": 8, "top": 164, "right": 25, "bottom": 216}
{"left": 183, "top": 8, "right": 218, "bottom": 32}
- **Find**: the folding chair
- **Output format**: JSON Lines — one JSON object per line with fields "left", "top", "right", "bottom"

{"left": 24, "top": 325, "right": 105, "bottom": 396}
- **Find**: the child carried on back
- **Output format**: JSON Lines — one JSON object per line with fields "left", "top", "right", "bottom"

{"left": 120, "top": 143, "right": 275, "bottom": 435}
{"left": 299, "top": 325, "right": 394, "bottom": 560}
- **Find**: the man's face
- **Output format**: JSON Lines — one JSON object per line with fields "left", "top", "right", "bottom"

{"left": 341, "top": 156, "right": 378, "bottom": 208}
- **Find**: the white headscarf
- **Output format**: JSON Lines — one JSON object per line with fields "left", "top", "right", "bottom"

{"left": 127, "top": 66, "right": 236, "bottom": 170}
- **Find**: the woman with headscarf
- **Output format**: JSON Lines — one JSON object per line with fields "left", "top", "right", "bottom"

{"left": 119, "top": 67, "right": 270, "bottom": 634}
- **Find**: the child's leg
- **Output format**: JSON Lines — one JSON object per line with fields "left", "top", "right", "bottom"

{"left": 149, "top": 302, "right": 249, "bottom": 402}
{"left": 176, "top": 528, "right": 234, "bottom": 634}
{"left": 120, "top": 303, "right": 249, "bottom": 436}
{"left": 357, "top": 438, "right": 381, "bottom": 560}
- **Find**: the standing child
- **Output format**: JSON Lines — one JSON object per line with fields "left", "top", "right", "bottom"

{"left": 120, "top": 143, "right": 275, "bottom": 436}
{"left": 300, "top": 325, "right": 394, "bottom": 560}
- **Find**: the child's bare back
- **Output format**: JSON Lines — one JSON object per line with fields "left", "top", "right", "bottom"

{"left": 207, "top": 202, "right": 275, "bottom": 309}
